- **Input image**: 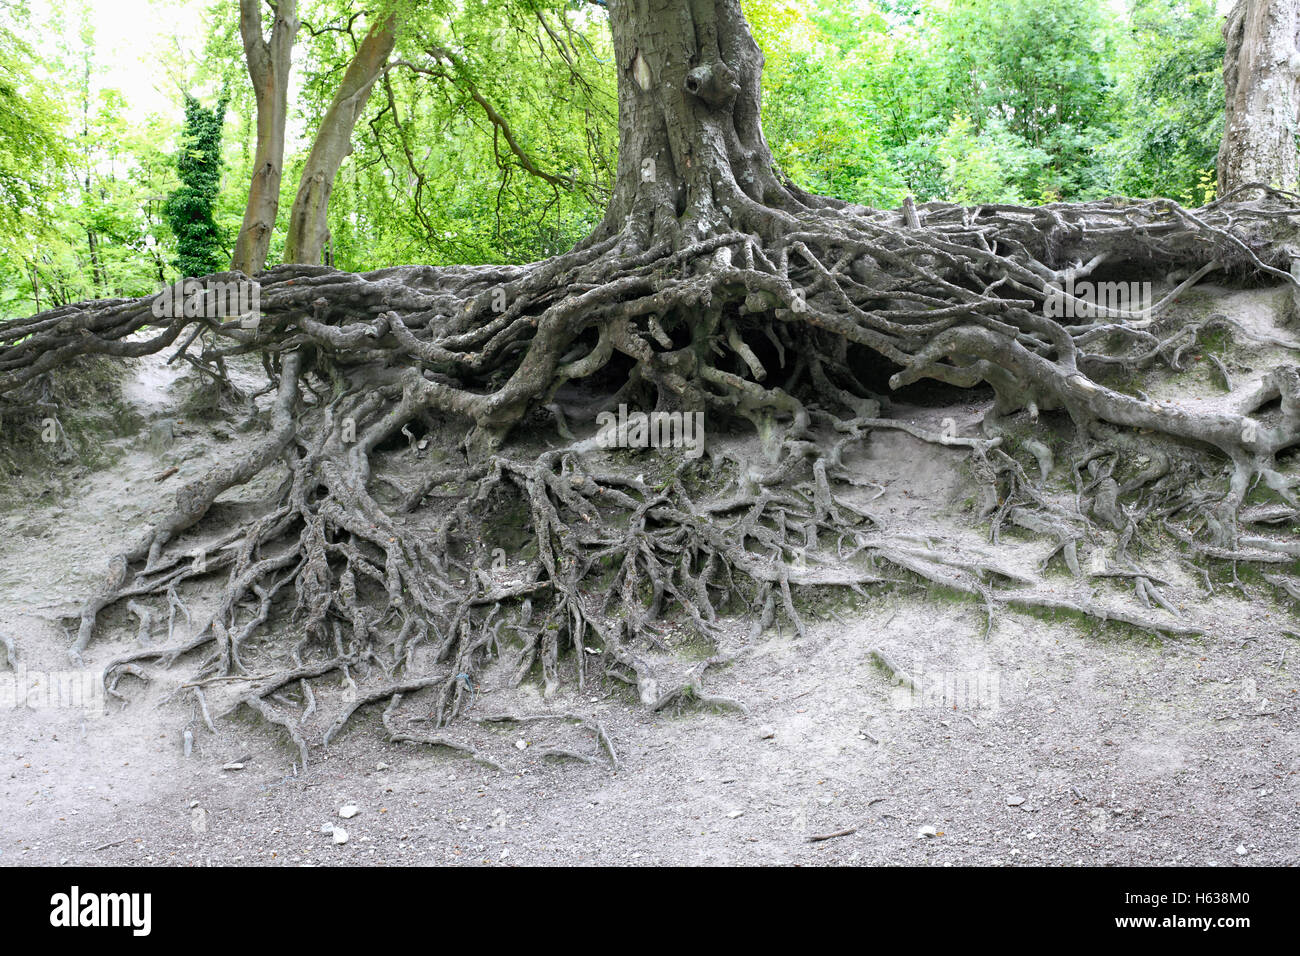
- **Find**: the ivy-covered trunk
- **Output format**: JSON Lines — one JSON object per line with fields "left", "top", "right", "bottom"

{"left": 162, "top": 94, "right": 228, "bottom": 278}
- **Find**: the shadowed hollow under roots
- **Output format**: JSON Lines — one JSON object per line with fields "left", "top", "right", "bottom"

{"left": 4, "top": 185, "right": 1300, "bottom": 765}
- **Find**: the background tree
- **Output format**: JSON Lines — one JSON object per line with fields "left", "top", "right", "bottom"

{"left": 163, "top": 93, "right": 229, "bottom": 278}
{"left": 1105, "top": 0, "right": 1224, "bottom": 205}
{"left": 753, "top": 0, "right": 1120, "bottom": 205}
{"left": 0, "top": 6, "right": 68, "bottom": 312}
{"left": 333, "top": 0, "right": 616, "bottom": 266}
{"left": 0, "top": 0, "right": 177, "bottom": 310}
{"left": 1218, "top": 0, "right": 1300, "bottom": 194}
{"left": 283, "top": 6, "right": 402, "bottom": 265}
{"left": 230, "top": 0, "right": 298, "bottom": 275}
{"left": 3, "top": 0, "right": 1248, "bottom": 310}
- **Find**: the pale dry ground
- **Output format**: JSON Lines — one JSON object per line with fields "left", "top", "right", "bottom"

{"left": 1, "top": 292, "right": 1297, "bottom": 867}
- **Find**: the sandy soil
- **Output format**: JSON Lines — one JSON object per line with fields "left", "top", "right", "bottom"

{"left": 1, "top": 294, "right": 1297, "bottom": 867}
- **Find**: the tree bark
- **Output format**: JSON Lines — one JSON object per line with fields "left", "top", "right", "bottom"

{"left": 1219, "top": 0, "right": 1300, "bottom": 194}
{"left": 282, "top": 13, "right": 399, "bottom": 265}
{"left": 589, "top": 0, "right": 827, "bottom": 250}
{"left": 230, "top": 0, "right": 298, "bottom": 276}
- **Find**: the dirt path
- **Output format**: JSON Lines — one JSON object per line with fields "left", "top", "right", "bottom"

{"left": 1, "top": 349, "right": 1297, "bottom": 867}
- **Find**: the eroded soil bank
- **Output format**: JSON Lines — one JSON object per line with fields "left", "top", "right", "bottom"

{"left": 1, "top": 291, "right": 1296, "bottom": 866}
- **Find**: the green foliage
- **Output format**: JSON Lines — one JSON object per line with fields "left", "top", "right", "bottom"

{"left": 936, "top": 114, "right": 1049, "bottom": 205}
{"left": 751, "top": 1, "right": 910, "bottom": 206}
{"left": 0, "top": 0, "right": 1255, "bottom": 295}
{"left": 163, "top": 93, "right": 228, "bottom": 278}
{"left": 749, "top": 0, "right": 1123, "bottom": 205}
{"left": 0, "top": 0, "right": 186, "bottom": 315}
{"left": 0, "top": 3, "right": 68, "bottom": 312}
{"left": 0, "top": 8, "right": 66, "bottom": 241}
{"left": 935, "top": 0, "right": 1118, "bottom": 199}
{"left": 1103, "top": 0, "right": 1225, "bottom": 205}
{"left": 318, "top": 0, "right": 616, "bottom": 268}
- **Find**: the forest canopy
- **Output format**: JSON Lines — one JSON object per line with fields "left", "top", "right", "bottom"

{"left": 0, "top": 0, "right": 1226, "bottom": 315}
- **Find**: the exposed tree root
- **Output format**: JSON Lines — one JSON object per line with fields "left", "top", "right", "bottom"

{"left": 474, "top": 712, "right": 620, "bottom": 769}
{"left": 4, "top": 184, "right": 1300, "bottom": 760}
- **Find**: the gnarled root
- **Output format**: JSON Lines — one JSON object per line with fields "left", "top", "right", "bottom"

{"left": 5, "top": 185, "right": 1300, "bottom": 759}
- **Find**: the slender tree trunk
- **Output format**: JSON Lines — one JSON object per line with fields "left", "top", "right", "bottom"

{"left": 25, "top": 260, "right": 40, "bottom": 313}
{"left": 85, "top": 227, "right": 105, "bottom": 292}
{"left": 282, "top": 14, "right": 399, "bottom": 265}
{"left": 230, "top": 0, "right": 298, "bottom": 276}
{"left": 1219, "top": 0, "right": 1300, "bottom": 194}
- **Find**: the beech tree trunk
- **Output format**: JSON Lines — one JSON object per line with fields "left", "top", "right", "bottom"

{"left": 282, "top": 14, "right": 399, "bottom": 265}
{"left": 230, "top": 0, "right": 298, "bottom": 276}
{"left": 590, "top": 0, "right": 827, "bottom": 250}
{"left": 1219, "top": 0, "right": 1300, "bottom": 194}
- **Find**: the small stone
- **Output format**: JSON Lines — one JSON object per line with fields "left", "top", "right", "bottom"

{"left": 1236, "top": 844, "right": 1247, "bottom": 856}
{"left": 339, "top": 805, "right": 359, "bottom": 819}
{"left": 1006, "top": 796, "right": 1026, "bottom": 807}
{"left": 758, "top": 725, "right": 775, "bottom": 740}
{"left": 375, "top": 762, "right": 388, "bottom": 771}
{"left": 917, "top": 826, "right": 938, "bottom": 838}
{"left": 221, "top": 762, "right": 244, "bottom": 771}
{"left": 332, "top": 827, "right": 349, "bottom": 845}
{"left": 726, "top": 810, "right": 744, "bottom": 819}
{"left": 515, "top": 739, "right": 528, "bottom": 750}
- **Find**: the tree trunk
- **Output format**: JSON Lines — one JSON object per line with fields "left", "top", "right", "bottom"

{"left": 25, "top": 260, "right": 40, "bottom": 313}
{"left": 589, "top": 0, "right": 828, "bottom": 250}
{"left": 230, "top": 0, "right": 298, "bottom": 276}
{"left": 85, "top": 227, "right": 105, "bottom": 293}
{"left": 1218, "top": 0, "right": 1300, "bottom": 194}
{"left": 282, "top": 14, "right": 399, "bottom": 265}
